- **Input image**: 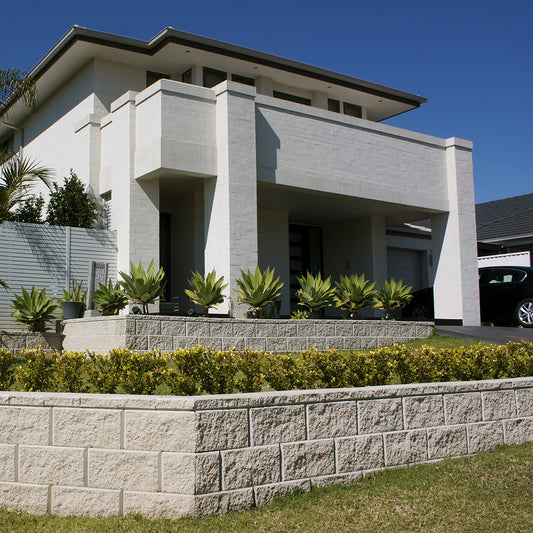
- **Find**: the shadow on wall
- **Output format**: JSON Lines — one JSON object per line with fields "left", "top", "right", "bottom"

{"left": 255, "top": 108, "right": 280, "bottom": 183}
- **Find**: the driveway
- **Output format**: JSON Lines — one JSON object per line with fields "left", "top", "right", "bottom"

{"left": 436, "top": 325, "right": 533, "bottom": 345}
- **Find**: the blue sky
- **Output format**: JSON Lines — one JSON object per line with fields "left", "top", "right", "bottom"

{"left": 2, "top": 0, "right": 532, "bottom": 204}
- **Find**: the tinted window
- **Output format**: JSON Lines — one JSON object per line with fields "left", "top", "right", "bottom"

{"left": 481, "top": 268, "right": 526, "bottom": 284}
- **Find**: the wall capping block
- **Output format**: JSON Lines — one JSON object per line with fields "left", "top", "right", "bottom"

{"left": 0, "top": 377, "right": 531, "bottom": 518}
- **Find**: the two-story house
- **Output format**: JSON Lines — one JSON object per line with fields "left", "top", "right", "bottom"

{"left": 0, "top": 26, "right": 480, "bottom": 324}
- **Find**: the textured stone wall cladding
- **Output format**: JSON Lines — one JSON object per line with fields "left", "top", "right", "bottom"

{"left": 0, "top": 377, "right": 531, "bottom": 519}
{"left": 61, "top": 315, "right": 434, "bottom": 353}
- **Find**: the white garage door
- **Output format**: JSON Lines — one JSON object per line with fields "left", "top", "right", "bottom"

{"left": 387, "top": 248, "right": 424, "bottom": 291}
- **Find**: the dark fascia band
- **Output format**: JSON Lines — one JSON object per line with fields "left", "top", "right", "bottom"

{"left": 30, "top": 27, "right": 426, "bottom": 108}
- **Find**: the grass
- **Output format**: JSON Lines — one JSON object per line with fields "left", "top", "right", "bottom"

{"left": 0, "top": 443, "right": 531, "bottom": 532}
{"left": 399, "top": 333, "right": 488, "bottom": 350}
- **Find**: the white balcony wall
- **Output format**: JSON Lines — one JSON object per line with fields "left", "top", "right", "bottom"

{"left": 255, "top": 97, "right": 449, "bottom": 212}
{"left": 134, "top": 80, "right": 217, "bottom": 179}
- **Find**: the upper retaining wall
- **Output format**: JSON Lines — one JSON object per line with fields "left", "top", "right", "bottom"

{"left": 0, "top": 377, "right": 531, "bottom": 518}
{"left": 62, "top": 315, "right": 434, "bottom": 353}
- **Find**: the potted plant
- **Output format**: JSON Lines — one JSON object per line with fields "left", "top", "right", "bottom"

{"left": 61, "top": 280, "right": 87, "bottom": 319}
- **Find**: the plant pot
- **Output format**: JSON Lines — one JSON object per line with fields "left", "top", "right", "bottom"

{"left": 62, "top": 301, "right": 84, "bottom": 319}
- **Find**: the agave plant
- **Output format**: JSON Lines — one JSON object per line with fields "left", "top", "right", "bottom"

{"left": 373, "top": 278, "right": 413, "bottom": 319}
{"left": 296, "top": 272, "right": 336, "bottom": 317}
{"left": 185, "top": 269, "right": 227, "bottom": 317}
{"left": 93, "top": 280, "right": 128, "bottom": 315}
{"left": 61, "top": 280, "right": 87, "bottom": 304}
{"left": 235, "top": 266, "right": 283, "bottom": 318}
{"left": 118, "top": 260, "right": 166, "bottom": 314}
{"left": 290, "top": 309, "right": 308, "bottom": 320}
{"left": 11, "top": 286, "right": 58, "bottom": 331}
{"left": 334, "top": 273, "right": 376, "bottom": 318}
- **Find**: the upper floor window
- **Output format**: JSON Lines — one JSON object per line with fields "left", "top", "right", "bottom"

{"left": 328, "top": 99, "right": 341, "bottom": 112}
{"left": 182, "top": 69, "right": 192, "bottom": 84}
{"left": 231, "top": 74, "right": 255, "bottom": 87}
{"left": 273, "top": 91, "right": 311, "bottom": 106}
{"left": 146, "top": 71, "right": 169, "bottom": 88}
{"left": 203, "top": 67, "right": 227, "bottom": 88}
{"left": 343, "top": 102, "right": 362, "bottom": 118}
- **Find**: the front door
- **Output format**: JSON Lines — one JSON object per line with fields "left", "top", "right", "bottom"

{"left": 289, "top": 224, "right": 323, "bottom": 313}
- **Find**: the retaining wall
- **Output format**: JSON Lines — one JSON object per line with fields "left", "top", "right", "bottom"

{"left": 0, "top": 377, "right": 531, "bottom": 518}
{"left": 0, "top": 331, "right": 63, "bottom": 353}
{"left": 62, "top": 315, "right": 434, "bottom": 353}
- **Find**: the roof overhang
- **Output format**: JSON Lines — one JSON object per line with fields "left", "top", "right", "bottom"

{"left": 1, "top": 26, "right": 427, "bottom": 136}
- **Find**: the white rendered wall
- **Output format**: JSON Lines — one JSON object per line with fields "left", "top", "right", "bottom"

{"left": 432, "top": 139, "right": 480, "bottom": 325}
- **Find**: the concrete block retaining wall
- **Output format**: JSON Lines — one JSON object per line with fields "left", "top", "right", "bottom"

{"left": 0, "top": 377, "right": 531, "bottom": 518}
{"left": 0, "top": 331, "right": 64, "bottom": 353}
{"left": 62, "top": 316, "right": 434, "bottom": 353}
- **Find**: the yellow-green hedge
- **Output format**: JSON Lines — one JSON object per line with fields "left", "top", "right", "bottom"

{"left": 1, "top": 342, "right": 532, "bottom": 395}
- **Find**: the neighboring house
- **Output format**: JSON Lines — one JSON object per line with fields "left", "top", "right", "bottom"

{"left": 476, "top": 193, "right": 533, "bottom": 266}
{"left": 0, "top": 26, "right": 480, "bottom": 325}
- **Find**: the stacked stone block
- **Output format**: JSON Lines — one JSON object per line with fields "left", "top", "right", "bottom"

{"left": 0, "top": 378, "right": 531, "bottom": 518}
{"left": 62, "top": 315, "right": 434, "bottom": 353}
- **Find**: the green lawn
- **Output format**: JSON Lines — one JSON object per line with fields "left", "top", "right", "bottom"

{"left": 1, "top": 443, "right": 531, "bottom": 532}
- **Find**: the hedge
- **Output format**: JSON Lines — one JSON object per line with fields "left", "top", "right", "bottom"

{"left": 1, "top": 342, "right": 532, "bottom": 395}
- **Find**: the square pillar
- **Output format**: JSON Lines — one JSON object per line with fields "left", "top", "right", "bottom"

{"left": 431, "top": 138, "right": 480, "bottom": 325}
{"left": 204, "top": 81, "right": 258, "bottom": 316}
{"left": 110, "top": 92, "right": 160, "bottom": 277}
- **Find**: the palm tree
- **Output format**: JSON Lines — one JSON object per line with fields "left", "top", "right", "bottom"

{"left": 0, "top": 157, "right": 52, "bottom": 289}
{"left": 0, "top": 156, "right": 52, "bottom": 224}
{"left": 0, "top": 68, "right": 42, "bottom": 289}
{"left": 1, "top": 68, "right": 36, "bottom": 164}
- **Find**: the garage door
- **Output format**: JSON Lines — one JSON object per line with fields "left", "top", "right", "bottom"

{"left": 387, "top": 248, "right": 424, "bottom": 291}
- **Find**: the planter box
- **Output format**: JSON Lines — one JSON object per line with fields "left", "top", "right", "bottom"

{"left": 62, "top": 315, "right": 434, "bottom": 353}
{"left": 0, "top": 331, "right": 64, "bottom": 352}
{"left": 0, "top": 377, "right": 531, "bottom": 518}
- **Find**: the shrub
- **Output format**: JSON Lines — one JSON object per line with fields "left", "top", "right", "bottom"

{"left": 334, "top": 273, "right": 376, "bottom": 318}
{"left": 0, "top": 349, "right": 15, "bottom": 389}
{"left": 10, "top": 194, "right": 44, "bottom": 223}
{"left": 296, "top": 272, "right": 335, "bottom": 317}
{"left": 46, "top": 170, "right": 99, "bottom": 228}
{"left": 119, "top": 260, "right": 166, "bottom": 314}
{"left": 373, "top": 278, "right": 413, "bottom": 319}
{"left": 11, "top": 286, "right": 58, "bottom": 331}
{"left": 185, "top": 269, "right": 227, "bottom": 316}
{"left": 3, "top": 341, "right": 533, "bottom": 395}
{"left": 93, "top": 280, "right": 128, "bottom": 315}
{"left": 235, "top": 266, "right": 283, "bottom": 318}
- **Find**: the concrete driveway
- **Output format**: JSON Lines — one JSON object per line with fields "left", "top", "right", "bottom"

{"left": 436, "top": 325, "right": 533, "bottom": 345}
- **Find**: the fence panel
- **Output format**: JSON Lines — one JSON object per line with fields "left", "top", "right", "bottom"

{"left": 0, "top": 222, "right": 117, "bottom": 331}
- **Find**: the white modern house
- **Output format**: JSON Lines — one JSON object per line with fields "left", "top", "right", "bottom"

{"left": 0, "top": 26, "right": 480, "bottom": 324}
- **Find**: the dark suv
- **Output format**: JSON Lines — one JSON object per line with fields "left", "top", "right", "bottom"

{"left": 403, "top": 266, "right": 533, "bottom": 327}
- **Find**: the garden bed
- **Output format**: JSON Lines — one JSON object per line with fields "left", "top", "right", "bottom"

{"left": 61, "top": 315, "right": 434, "bottom": 353}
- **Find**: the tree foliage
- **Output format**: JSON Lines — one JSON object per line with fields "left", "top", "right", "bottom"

{"left": 46, "top": 170, "right": 99, "bottom": 228}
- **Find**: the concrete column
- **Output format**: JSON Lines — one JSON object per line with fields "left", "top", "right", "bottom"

{"left": 431, "top": 137, "right": 480, "bottom": 325}
{"left": 204, "top": 81, "right": 258, "bottom": 316}
{"left": 110, "top": 92, "right": 160, "bottom": 278}
{"left": 312, "top": 91, "right": 328, "bottom": 110}
{"left": 190, "top": 65, "right": 203, "bottom": 86}
{"left": 258, "top": 209, "right": 290, "bottom": 316}
{"left": 255, "top": 76, "right": 273, "bottom": 97}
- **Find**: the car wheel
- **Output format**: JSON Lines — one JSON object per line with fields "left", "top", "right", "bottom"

{"left": 515, "top": 299, "right": 533, "bottom": 328}
{"left": 411, "top": 304, "right": 432, "bottom": 320}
